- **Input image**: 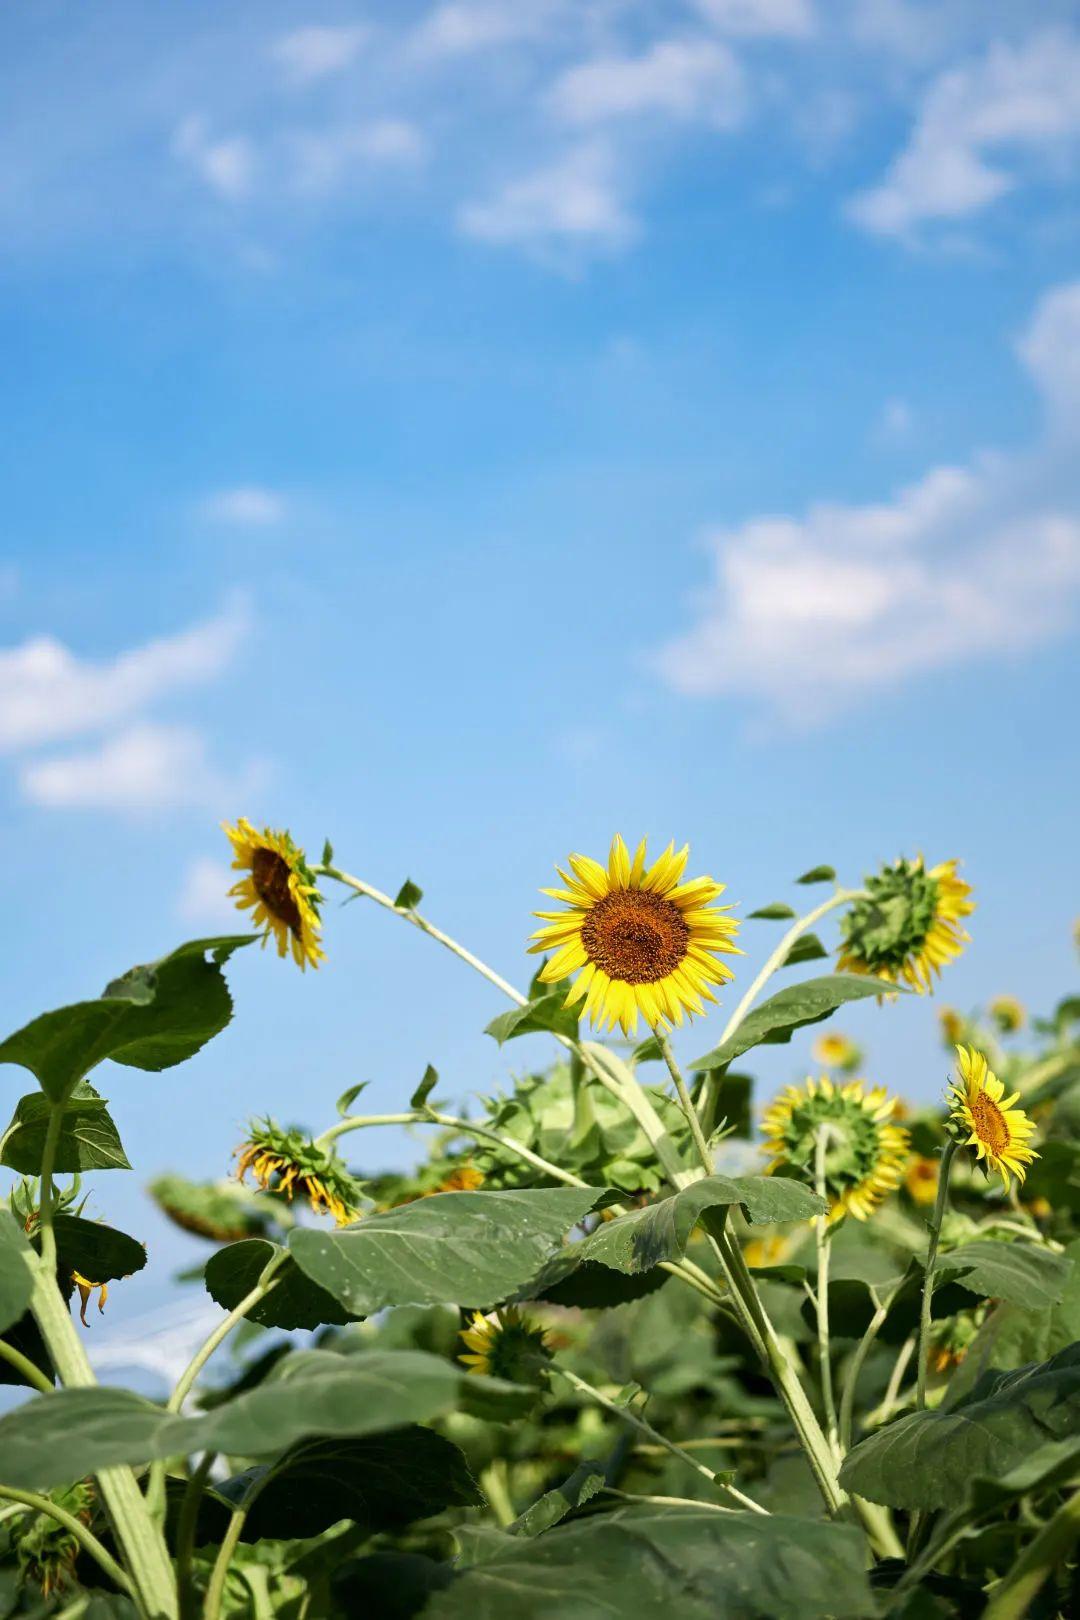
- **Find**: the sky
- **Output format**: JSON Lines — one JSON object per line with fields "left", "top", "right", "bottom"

{"left": 1, "top": 0, "right": 1079, "bottom": 1336}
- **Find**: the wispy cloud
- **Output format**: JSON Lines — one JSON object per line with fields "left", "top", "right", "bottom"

{"left": 171, "top": 115, "right": 255, "bottom": 200}
{"left": 0, "top": 600, "right": 249, "bottom": 753}
{"left": 847, "top": 29, "right": 1080, "bottom": 240}
{"left": 693, "top": 0, "right": 816, "bottom": 39}
{"left": 200, "top": 487, "right": 286, "bottom": 526}
{"left": 547, "top": 39, "right": 745, "bottom": 128}
{"left": 289, "top": 120, "right": 427, "bottom": 193}
{"left": 410, "top": 1, "right": 564, "bottom": 58}
{"left": 653, "top": 281, "right": 1080, "bottom": 724}
{"left": 458, "top": 141, "right": 636, "bottom": 258}
{"left": 271, "top": 25, "right": 369, "bottom": 86}
{"left": 20, "top": 724, "right": 232, "bottom": 812}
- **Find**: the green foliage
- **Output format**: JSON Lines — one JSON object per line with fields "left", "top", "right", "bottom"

{"left": 689, "top": 974, "right": 899, "bottom": 1070}
{"left": 205, "top": 1239, "right": 354, "bottom": 1329}
{"left": 485, "top": 993, "right": 580, "bottom": 1046}
{"left": 0, "top": 1211, "right": 34, "bottom": 1334}
{"left": 0, "top": 1084, "right": 130, "bottom": 1175}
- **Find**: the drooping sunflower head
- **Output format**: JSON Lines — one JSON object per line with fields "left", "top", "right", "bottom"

{"left": 761, "top": 1076, "right": 910, "bottom": 1222}
{"left": 529, "top": 835, "right": 740, "bottom": 1035}
{"left": 947, "top": 1045, "right": 1038, "bottom": 1191}
{"left": 812, "top": 1032, "right": 861, "bottom": 1072}
{"left": 223, "top": 818, "right": 325, "bottom": 971}
{"left": 459, "top": 1307, "right": 552, "bottom": 1384}
{"left": 989, "top": 995, "right": 1026, "bottom": 1035}
{"left": 235, "top": 1119, "right": 360, "bottom": 1225}
{"left": 903, "top": 1155, "right": 940, "bottom": 1207}
{"left": 838, "top": 856, "right": 974, "bottom": 994}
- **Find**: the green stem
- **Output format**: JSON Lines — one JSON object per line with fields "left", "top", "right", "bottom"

{"left": 0, "top": 1332, "right": 53, "bottom": 1393}
{"left": 983, "top": 1488, "right": 1080, "bottom": 1620}
{"left": 35, "top": 1102, "right": 67, "bottom": 1278}
{"left": 29, "top": 1264, "right": 178, "bottom": 1619}
{"left": 202, "top": 1506, "right": 246, "bottom": 1620}
{"left": 838, "top": 1292, "right": 889, "bottom": 1451}
{"left": 917, "top": 1139, "right": 957, "bottom": 1410}
{"left": 813, "top": 1128, "right": 839, "bottom": 1455}
{"left": 653, "top": 1025, "right": 713, "bottom": 1173}
{"left": 479, "top": 1460, "right": 516, "bottom": 1527}
{"left": 0, "top": 1483, "right": 133, "bottom": 1596}
{"left": 555, "top": 1367, "right": 767, "bottom": 1515}
{"left": 177, "top": 1454, "right": 216, "bottom": 1620}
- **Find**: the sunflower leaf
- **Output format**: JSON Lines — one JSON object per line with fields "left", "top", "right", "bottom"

{"left": 688, "top": 975, "right": 899, "bottom": 1071}
{"left": 796, "top": 866, "right": 836, "bottom": 884}
{"left": 935, "top": 1240, "right": 1072, "bottom": 1311}
{"left": 336, "top": 1081, "right": 369, "bottom": 1117}
{"left": 780, "top": 933, "right": 828, "bottom": 968}
{"left": 0, "top": 1085, "right": 130, "bottom": 1174}
{"left": 485, "top": 993, "right": 579, "bottom": 1046}
{"left": 288, "top": 1187, "right": 609, "bottom": 1314}
{"left": 394, "top": 879, "right": 423, "bottom": 910}
{"left": 748, "top": 903, "right": 797, "bottom": 920}
{"left": 46, "top": 1215, "right": 146, "bottom": 1288}
{"left": 205, "top": 1239, "right": 356, "bottom": 1330}
{"left": 0, "top": 1211, "right": 36, "bottom": 1336}
{"left": 410, "top": 1065, "right": 439, "bottom": 1109}
{"left": 0, "top": 936, "right": 255, "bottom": 1102}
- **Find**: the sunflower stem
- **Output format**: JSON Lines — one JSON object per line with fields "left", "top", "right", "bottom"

{"left": 554, "top": 1367, "right": 768, "bottom": 1515}
{"left": 983, "top": 1487, "right": 1080, "bottom": 1620}
{"left": 202, "top": 1505, "right": 247, "bottom": 1620}
{"left": 0, "top": 1484, "right": 134, "bottom": 1597}
{"left": 838, "top": 1289, "right": 891, "bottom": 1451}
{"left": 177, "top": 1454, "right": 216, "bottom": 1620}
{"left": 0, "top": 1333, "right": 54, "bottom": 1393}
{"left": 653, "top": 1025, "right": 714, "bottom": 1174}
{"left": 479, "top": 1460, "right": 516, "bottom": 1527}
{"left": 813, "top": 1127, "right": 840, "bottom": 1456}
{"left": 916, "top": 1137, "right": 956, "bottom": 1411}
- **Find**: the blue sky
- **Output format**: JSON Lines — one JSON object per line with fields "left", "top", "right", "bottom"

{"left": 1, "top": 0, "right": 1079, "bottom": 1326}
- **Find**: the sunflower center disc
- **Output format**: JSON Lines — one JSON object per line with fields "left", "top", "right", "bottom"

{"left": 970, "top": 1091, "right": 1009, "bottom": 1156}
{"left": 251, "top": 847, "right": 303, "bottom": 935}
{"left": 580, "top": 890, "right": 689, "bottom": 984}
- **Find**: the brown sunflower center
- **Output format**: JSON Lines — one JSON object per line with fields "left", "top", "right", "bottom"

{"left": 251, "top": 847, "right": 303, "bottom": 936}
{"left": 580, "top": 890, "right": 689, "bottom": 984}
{"left": 970, "top": 1091, "right": 1010, "bottom": 1156}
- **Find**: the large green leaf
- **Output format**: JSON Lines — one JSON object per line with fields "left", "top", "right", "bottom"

{"left": 689, "top": 975, "right": 897, "bottom": 1070}
{"left": 0, "top": 1084, "right": 130, "bottom": 1174}
{"left": 936, "top": 1240, "right": 1072, "bottom": 1311}
{"left": 839, "top": 1342, "right": 1080, "bottom": 1511}
{"left": 50, "top": 1215, "right": 146, "bottom": 1286}
{"left": 205, "top": 1239, "right": 354, "bottom": 1330}
{"left": 426, "top": 1506, "right": 874, "bottom": 1620}
{"left": 0, "top": 1350, "right": 530, "bottom": 1489}
{"left": 0, "top": 1210, "right": 35, "bottom": 1335}
{"left": 219, "top": 1426, "right": 480, "bottom": 1542}
{"left": 0, "top": 936, "right": 254, "bottom": 1101}
{"left": 550, "top": 1176, "right": 824, "bottom": 1279}
{"left": 945, "top": 1237, "right": 1080, "bottom": 1405}
{"left": 289, "top": 1188, "right": 607, "bottom": 1315}
{"left": 485, "top": 993, "right": 579, "bottom": 1046}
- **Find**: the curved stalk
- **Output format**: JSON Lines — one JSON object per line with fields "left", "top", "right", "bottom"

{"left": 917, "top": 1139, "right": 956, "bottom": 1410}
{"left": 813, "top": 1128, "right": 839, "bottom": 1454}
{"left": 0, "top": 1483, "right": 133, "bottom": 1596}
{"left": 202, "top": 1505, "right": 246, "bottom": 1620}
{"left": 176, "top": 1454, "right": 216, "bottom": 1620}
{"left": 714, "top": 889, "right": 864, "bottom": 1050}
{"left": 167, "top": 1268, "right": 284, "bottom": 1417}
{"left": 0, "top": 1333, "right": 54, "bottom": 1393}
{"left": 838, "top": 1293, "right": 889, "bottom": 1451}
{"left": 654, "top": 1025, "right": 713, "bottom": 1173}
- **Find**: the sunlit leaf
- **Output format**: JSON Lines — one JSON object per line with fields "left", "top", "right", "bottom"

{"left": 689, "top": 975, "right": 898, "bottom": 1071}
{"left": 0, "top": 1084, "right": 130, "bottom": 1174}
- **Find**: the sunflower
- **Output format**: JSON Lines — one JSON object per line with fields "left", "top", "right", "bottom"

{"left": 947, "top": 1045, "right": 1038, "bottom": 1191}
{"left": 529, "top": 835, "right": 740, "bottom": 1035}
{"left": 904, "top": 1155, "right": 939, "bottom": 1207}
{"left": 989, "top": 995, "right": 1025, "bottom": 1035}
{"left": 938, "top": 1007, "right": 965, "bottom": 1045}
{"left": 838, "top": 856, "right": 974, "bottom": 993}
{"left": 223, "top": 818, "right": 325, "bottom": 971}
{"left": 235, "top": 1119, "right": 359, "bottom": 1225}
{"left": 70, "top": 1272, "right": 108, "bottom": 1327}
{"left": 761, "top": 1076, "right": 910, "bottom": 1222}
{"left": 812, "top": 1032, "right": 861, "bottom": 1072}
{"left": 459, "top": 1307, "right": 552, "bottom": 1383}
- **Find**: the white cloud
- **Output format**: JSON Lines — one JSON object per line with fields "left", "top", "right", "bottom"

{"left": 653, "top": 280, "right": 1080, "bottom": 724}
{"left": 271, "top": 25, "right": 369, "bottom": 85}
{"left": 290, "top": 120, "right": 427, "bottom": 193}
{"left": 171, "top": 116, "right": 255, "bottom": 200}
{"left": 458, "top": 142, "right": 636, "bottom": 255}
{"left": 20, "top": 724, "right": 229, "bottom": 811}
{"left": 200, "top": 487, "right": 286, "bottom": 526}
{"left": 177, "top": 857, "right": 238, "bottom": 925}
{"left": 411, "top": 1, "right": 561, "bottom": 57}
{"left": 547, "top": 39, "right": 745, "bottom": 128}
{"left": 848, "top": 30, "right": 1080, "bottom": 239}
{"left": 0, "top": 600, "right": 248, "bottom": 753}
{"left": 693, "top": 0, "right": 815, "bottom": 38}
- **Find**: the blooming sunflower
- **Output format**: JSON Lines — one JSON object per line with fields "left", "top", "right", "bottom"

{"left": 947, "top": 1045, "right": 1038, "bottom": 1191}
{"left": 223, "top": 818, "right": 325, "bottom": 971}
{"left": 236, "top": 1120, "right": 359, "bottom": 1225}
{"left": 812, "top": 1032, "right": 861, "bottom": 1072}
{"left": 989, "top": 995, "right": 1026, "bottom": 1034}
{"left": 904, "top": 1155, "right": 939, "bottom": 1207}
{"left": 459, "top": 1307, "right": 552, "bottom": 1383}
{"left": 529, "top": 835, "right": 740, "bottom": 1035}
{"left": 838, "top": 856, "right": 974, "bottom": 993}
{"left": 761, "top": 1076, "right": 910, "bottom": 1222}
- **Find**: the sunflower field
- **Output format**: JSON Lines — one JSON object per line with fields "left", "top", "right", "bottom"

{"left": 2, "top": 826, "right": 1079, "bottom": 1620}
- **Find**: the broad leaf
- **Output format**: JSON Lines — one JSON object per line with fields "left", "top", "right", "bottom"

{"left": 289, "top": 1187, "right": 607, "bottom": 1314}
{"left": 0, "top": 1084, "right": 130, "bottom": 1174}
{"left": 0, "top": 936, "right": 254, "bottom": 1101}
{"left": 796, "top": 866, "right": 836, "bottom": 884}
{"left": 206, "top": 1239, "right": 354, "bottom": 1330}
{"left": 485, "top": 993, "right": 579, "bottom": 1046}
{"left": 426, "top": 1506, "right": 874, "bottom": 1620}
{"left": 546, "top": 1176, "right": 824, "bottom": 1279}
{"left": 780, "top": 933, "right": 828, "bottom": 968}
{"left": 690, "top": 975, "right": 898, "bottom": 1070}
{"left": 945, "top": 1236, "right": 1080, "bottom": 1405}
{"left": 937, "top": 1240, "right": 1072, "bottom": 1311}
{"left": 220, "top": 1426, "right": 480, "bottom": 1541}
{"left": 0, "top": 1210, "right": 35, "bottom": 1335}
{"left": 747, "top": 903, "right": 796, "bottom": 920}
{"left": 50, "top": 1216, "right": 146, "bottom": 1286}
{"left": 839, "top": 1341, "right": 1080, "bottom": 1511}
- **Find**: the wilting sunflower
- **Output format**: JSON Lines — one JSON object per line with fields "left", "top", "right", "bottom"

{"left": 812, "top": 1032, "right": 861, "bottom": 1072}
{"left": 838, "top": 856, "right": 974, "bottom": 993}
{"left": 989, "top": 995, "right": 1026, "bottom": 1034}
{"left": 70, "top": 1272, "right": 108, "bottom": 1327}
{"left": 761, "top": 1076, "right": 910, "bottom": 1222}
{"left": 223, "top": 818, "right": 325, "bottom": 971}
{"left": 459, "top": 1307, "right": 552, "bottom": 1384}
{"left": 529, "top": 835, "right": 740, "bottom": 1035}
{"left": 904, "top": 1155, "right": 939, "bottom": 1207}
{"left": 236, "top": 1119, "right": 359, "bottom": 1225}
{"left": 947, "top": 1045, "right": 1038, "bottom": 1191}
